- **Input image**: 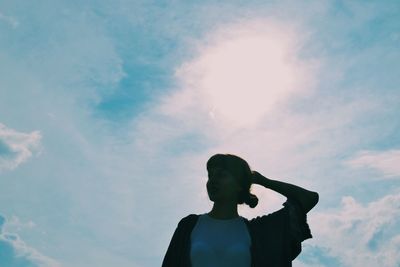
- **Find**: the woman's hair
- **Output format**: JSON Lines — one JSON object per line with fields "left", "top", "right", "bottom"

{"left": 206, "top": 153, "right": 259, "bottom": 208}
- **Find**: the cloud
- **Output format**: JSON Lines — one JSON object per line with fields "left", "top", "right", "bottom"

{"left": 0, "top": 214, "right": 61, "bottom": 267}
{"left": 129, "top": 17, "right": 321, "bottom": 168}
{"left": 344, "top": 149, "right": 400, "bottom": 179}
{"left": 158, "top": 17, "right": 317, "bottom": 130}
{"left": 0, "top": 123, "right": 42, "bottom": 171}
{"left": 0, "top": 12, "right": 19, "bottom": 28}
{"left": 303, "top": 192, "right": 400, "bottom": 266}
{"left": 3, "top": 215, "right": 36, "bottom": 232}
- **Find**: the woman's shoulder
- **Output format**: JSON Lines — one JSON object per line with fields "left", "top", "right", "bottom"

{"left": 177, "top": 213, "right": 200, "bottom": 227}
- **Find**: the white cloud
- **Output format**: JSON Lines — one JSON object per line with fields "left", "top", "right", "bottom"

{"left": 0, "top": 123, "right": 42, "bottom": 171}
{"left": 0, "top": 214, "right": 61, "bottom": 267}
{"left": 130, "top": 18, "right": 320, "bottom": 170}
{"left": 0, "top": 11, "right": 19, "bottom": 28}
{"left": 158, "top": 18, "right": 317, "bottom": 129}
{"left": 306, "top": 193, "right": 400, "bottom": 266}
{"left": 3, "top": 215, "right": 36, "bottom": 232}
{"left": 344, "top": 149, "right": 400, "bottom": 179}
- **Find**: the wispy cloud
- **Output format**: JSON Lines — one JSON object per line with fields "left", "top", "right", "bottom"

{"left": 0, "top": 214, "right": 61, "bottom": 267}
{"left": 0, "top": 123, "right": 42, "bottom": 171}
{"left": 0, "top": 11, "right": 19, "bottom": 28}
{"left": 344, "top": 149, "right": 400, "bottom": 179}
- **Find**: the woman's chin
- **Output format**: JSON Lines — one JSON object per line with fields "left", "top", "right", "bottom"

{"left": 208, "top": 193, "right": 221, "bottom": 201}
{"left": 207, "top": 193, "right": 216, "bottom": 200}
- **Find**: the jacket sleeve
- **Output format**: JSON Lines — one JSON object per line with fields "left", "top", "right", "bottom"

{"left": 247, "top": 199, "right": 313, "bottom": 264}
{"left": 283, "top": 198, "right": 313, "bottom": 260}
{"left": 162, "top": 219, "right": 183, "bottom": 267}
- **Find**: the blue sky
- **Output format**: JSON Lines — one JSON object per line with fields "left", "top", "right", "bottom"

{"left": 1, "top": 0, "right": 399, "bottom": 266}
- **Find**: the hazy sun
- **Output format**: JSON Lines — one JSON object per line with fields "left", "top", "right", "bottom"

{"left": 178, "top": 19, "right": 313, "bottom": 128}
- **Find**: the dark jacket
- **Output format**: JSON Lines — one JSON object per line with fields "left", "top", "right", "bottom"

{"left": 162, "top": 199, "right": 313, "bottom": 267}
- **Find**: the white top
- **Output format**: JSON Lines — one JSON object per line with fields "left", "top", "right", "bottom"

{"left": 190, "top": 213, "right": 251, "bottom": 267}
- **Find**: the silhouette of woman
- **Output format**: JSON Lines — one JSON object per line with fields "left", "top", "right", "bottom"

{"left": 162, "top": 153, "right": 319, "bottom": 267}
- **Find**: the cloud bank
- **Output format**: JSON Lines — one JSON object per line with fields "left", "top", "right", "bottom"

{"left": 304, "top": 192, "right": 400, "bottom": 266}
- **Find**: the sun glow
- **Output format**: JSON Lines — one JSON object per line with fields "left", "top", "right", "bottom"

{"left": 179, "top": 19, "right": 313, "bottom": 128}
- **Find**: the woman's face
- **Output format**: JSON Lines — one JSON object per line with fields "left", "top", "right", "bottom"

{"left": 206, "top": 167, "right": 241, "bottom": 202}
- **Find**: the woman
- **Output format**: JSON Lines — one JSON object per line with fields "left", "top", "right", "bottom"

{"left": 162, "top": 153, "right": 319, "bottom": 267}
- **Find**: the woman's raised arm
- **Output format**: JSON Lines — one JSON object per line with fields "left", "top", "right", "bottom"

{"left": 252, "top": 171, "right": 319, "bottom": 213}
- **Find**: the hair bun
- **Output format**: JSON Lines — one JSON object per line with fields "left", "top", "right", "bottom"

{"left": 245, "top": 193, "right": 258, "bottom": 208}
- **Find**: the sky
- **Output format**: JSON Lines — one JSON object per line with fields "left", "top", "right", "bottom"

{"left": 0, "top": 0, "right": 399, "bottom": 266}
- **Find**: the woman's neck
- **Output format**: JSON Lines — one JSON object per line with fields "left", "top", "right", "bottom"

{"left": 208, "top": 201, "right": 239, "bottom": 219}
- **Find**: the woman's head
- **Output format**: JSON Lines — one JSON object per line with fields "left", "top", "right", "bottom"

{"left": 206, "top": 153, "right": 258, "bottom": 208}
